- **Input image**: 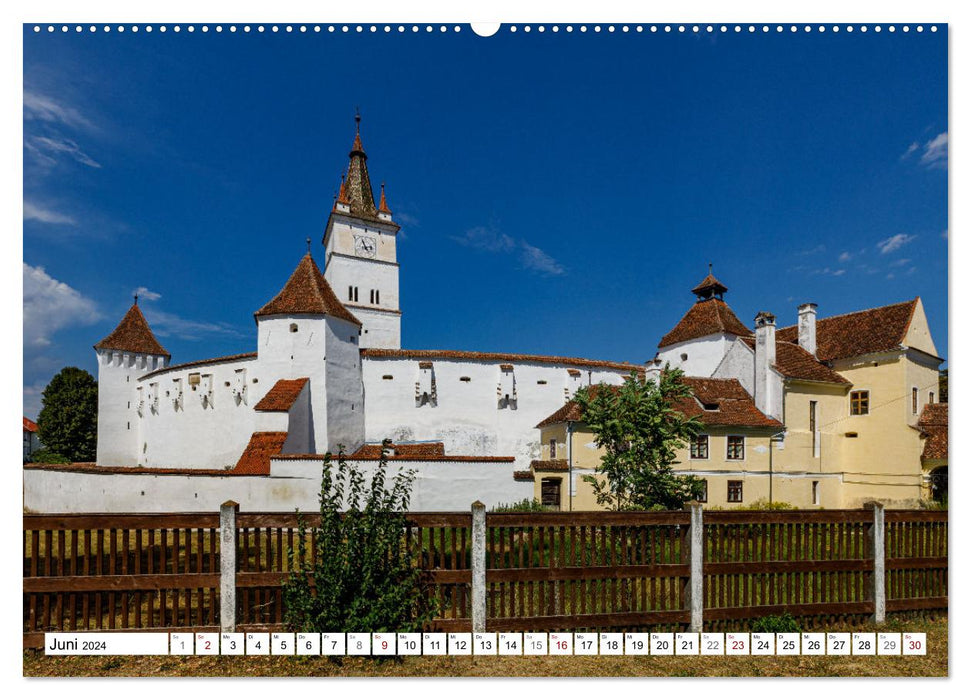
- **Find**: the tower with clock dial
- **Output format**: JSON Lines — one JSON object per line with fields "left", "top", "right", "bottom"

{"left": 322, "top": 115, "right": 402, "bottom": 349}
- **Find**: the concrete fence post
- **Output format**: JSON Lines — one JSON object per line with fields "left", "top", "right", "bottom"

{"left": 865, "top": 501, "right": 886, "bottom": 624}
{"left": 471, "top": 501, "right": 487, "bottom": 632}
{"left": 220, "top": 500, "right": 239, "bottom": 633}
{"left": 683, "top": 502, "right": 704, "bottom": 633}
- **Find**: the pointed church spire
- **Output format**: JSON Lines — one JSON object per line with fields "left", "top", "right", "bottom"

{"left": 338, "top": 111, "right": 378, "bottom": 220}
{"left": 378, "top": 182, "right": 391, "bottom": 214}
{"left": 95, "top": 302, "right": 170, "bottom": 357}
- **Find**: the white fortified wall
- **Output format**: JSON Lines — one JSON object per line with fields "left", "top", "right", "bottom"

{"left": 362, "top": 357, "right": 632, "bottom": 469}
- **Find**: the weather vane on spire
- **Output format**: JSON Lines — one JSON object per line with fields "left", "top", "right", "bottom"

{"left": 306, "top": 237, "right": 312, "bottom": 254}
{"left": 355, "top": 107, "right": 361, "bottom": 133}
{"left": 134, "top": 292, "right": 138, "bottom": 305}
{"left": 708, "top": 262, "right": 713, "bottom": 275}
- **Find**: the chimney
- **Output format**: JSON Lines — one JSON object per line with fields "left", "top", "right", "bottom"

{"left": 754, "top": 311, "right": 777, "bottom": 418}
{"left": 645, "top": 356, "right": 663, "bottom": 384}
{"left": 798, "top": 303, "right": 818, "bottom": 356}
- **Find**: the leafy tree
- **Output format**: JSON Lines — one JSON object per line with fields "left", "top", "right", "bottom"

{"left": 283, "top": 441, "right": 437, "bottom": 634}
{"left": 939, "top": 368, "right": 948, "bottom": 403}
{"left": 37, "top": 367, "right": 98, "bottom": 463}
{"left": 574, "top": 368, "right": 706, "bottom": 511}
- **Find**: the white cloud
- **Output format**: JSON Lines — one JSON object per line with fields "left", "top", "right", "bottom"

{"left": 134, "top": 286, "right": 162, "bottom": 302}
{"left": 23, "top": 201, "right": 75, "bottom": 225}
{"left": 394, "top": 212, "right": 419, "bottom": 227}
{"left": 452, "top": 226, "right": 566, "bottom": 276}
{"left": 23, "top": 90, "right": 95, "bottom": 131}
{"left": 901, "top": 141, "right": 919, "bottom": 159}
{"left": 890, "top": 258, "right": 912, "bottom": 268}
{"left": 877, "top": 234, "right": 917, "bottom": 255}
{"left": 838, "top": 251, "right": 852, "bottom": 263}
{"left": 141, "top": 308, "right": 244, "bottom": 342}
{"left": 23, "top": 380, "right": 49, "bottom": 423}
{"left": 452, "top": 226, "right": 517, "bottom": 253}
{"left": 811, "top": 267, "right": 846, "bottom": 277}
{"left": 920, "top": 132, "right": 948, "bottom": 169}
{"left": 26, "top": 136, "right": 101, "bottom": 168}
{"left": 23, "top": 263, "right": 101, "bottom": 348}
{"left": 520, "top": 241, "right": 566, "bottom": 276}
{"left": 796, "top": 244, "right": 825, "bottom": 256}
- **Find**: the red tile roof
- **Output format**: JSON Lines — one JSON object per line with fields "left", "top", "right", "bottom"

{"left": 536, "top": 377, "right": 782, "bottom": 430}
{"left": 254, "top": 378, "right": 309, "bottom": 412}
{"left": 274, "top": 453, "right": 516, "bottom": 463}
{"left": 917, "top": 402, "right": 948, "bottom": 461}
{"left": 674, "top": 377, "right": 784, "bottom": 428}
{"left": 658, "top": 298, "right": 752, "bottom": 348}
{"left": 776, "top": 299, "right": 918, "bottom": 362}
{"left": 23, "top": 417, "right": 38, "bottom": 433}
{"left": 513, "top": 470, "right": 534, "bottom": 481}
{"left": 94, "top": 303, "right": 170, "bottom": 357}
{"left": 691, "top": 272, "right": 729, "bottom": 297}
{"left": 139, "top": 352, "right": 258, "bottom": 381}
{"left": 234, "top": 431, "right": 289, "bottom": 475}
{"left": 255, "top": 253, "right": 360, "bottom": 326}
{"left": 530, "top": 459, "right": 569, "bottom": 472}
{"left": 349, "top": 442, "right": 446, "bottom": 459}
{"left": 378, "top": 182, "right": 392, "bottom": 214}
{"left": 361, "top": 349, "right": 641, "bottom": 374}
{"left": 740, "top": 337, "right": 849, "bottom": 385}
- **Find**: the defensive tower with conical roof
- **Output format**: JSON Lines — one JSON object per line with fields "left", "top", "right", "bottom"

{"left": 322, "top": 113, "right": 402, "bottom": 349}
{"left": 255, "top": 251, "right": 365, "bottom": 453}
{"left": 656, "top": 267, "right": 753, "bottom": 377}
{"left": 93, "top": 298, "right": 170, "bottom": 466}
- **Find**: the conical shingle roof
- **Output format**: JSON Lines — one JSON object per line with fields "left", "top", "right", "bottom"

{"left": 94, "top": 303, "right": 169, "bottom": 357}
{"left": 255, "top": 253, "right": 361, "bottom": 326}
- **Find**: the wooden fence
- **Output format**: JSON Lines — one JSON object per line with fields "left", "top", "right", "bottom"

{"left": 23, "top": 507, "right": 947, "bottom": 648}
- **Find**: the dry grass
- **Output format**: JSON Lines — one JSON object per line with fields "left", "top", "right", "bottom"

{"left": 24, "top": 615, "right": 946, "bottom": 678}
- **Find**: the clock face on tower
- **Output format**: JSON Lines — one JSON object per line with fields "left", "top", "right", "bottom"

{"left": 354, "top": 235, "right": 377, "bottom": 258}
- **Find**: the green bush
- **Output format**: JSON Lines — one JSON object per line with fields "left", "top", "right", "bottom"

{"left": 282, "top": 441, "right": 437, "bottom": 634}
{"left": 28, "top": 449, "right": 70, "bottom": 464}
{"left": 490, "top": 498, "right": 553, "bottom": 512}
{"left": 751, "top": 612, "right": 801, "bottom": 633}
{"left": 733, "top": 498, "right": 797, "bottom": 511}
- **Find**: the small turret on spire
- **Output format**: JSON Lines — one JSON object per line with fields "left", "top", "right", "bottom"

{"left": 377, "top": 182, "right": 393, "bottom": 222}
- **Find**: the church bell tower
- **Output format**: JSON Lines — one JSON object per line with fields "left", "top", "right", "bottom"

{"left": 322, "top": 113, "right": 402, "bottom": 349}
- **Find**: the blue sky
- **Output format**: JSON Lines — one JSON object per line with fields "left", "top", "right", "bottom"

{"left": 23, "top": 25, "right": 947, "bottom": 418}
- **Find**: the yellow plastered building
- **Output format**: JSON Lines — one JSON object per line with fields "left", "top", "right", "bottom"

{"left": 526, "top": 273, "right": 946, "bottom": 510}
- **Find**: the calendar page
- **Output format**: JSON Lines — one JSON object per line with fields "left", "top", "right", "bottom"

{"left": 19, "top": 0, "right": 949, "bottom": 687}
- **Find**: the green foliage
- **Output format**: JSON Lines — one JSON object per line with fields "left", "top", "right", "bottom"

{"left": 283, "top": 441, "right": 437, "bottom": 634}
{"left": 490, "top": 498, "right": 554, "bottom": 513}
{"left": 574, "top": 368, "right": 706, "bottom": 511}
{"left": 751, "top": 612, "right": 801, "bottom": 633}
{"left": 733, "top": 499, "right": 797, "bottom": 511}
{"left": 938, "top": 369, "right": 948, "bottom": 403}
{"left": 37, "top": 367, "right": 98, "bottom": 463}
{"left": 28, "top": 449, "right": 70, "bottom": 464}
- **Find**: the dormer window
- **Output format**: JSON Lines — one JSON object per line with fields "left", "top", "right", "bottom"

{"left": 702, "top": 402, "right": 719, "bottom": 411}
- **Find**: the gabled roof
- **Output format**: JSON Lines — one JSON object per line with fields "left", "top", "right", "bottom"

{"left": 255, "top": 253, "right": 360, "bottom": 326}
{"left": 234, "top": 431, "right": 289, "bottom": 475}
{"left": 776, "top": 299, "right": 918, "bottom": 362}
{"left": 254, "top": 378, "right": 309, "bottom": 412}
{"left": 740, "top": 337, "right": 850, "bottom": 385}
{"left": 658, "top": 298, "right": 752, "bottom": 348}
{"left": 94, "top": 303, "right": 170, "bottom": 357}
{"left": 536, "top": 377, "right": 781, "bottom": 430}
{"left": 23, "top": 417, "right": 38, "bottom": 433}
{"left": 917, "top": 402, "right": 948, "bottom": 461}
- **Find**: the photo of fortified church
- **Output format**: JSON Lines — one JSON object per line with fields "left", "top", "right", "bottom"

{"left": 24, "top": 118, "right": 947, "bottom": 514}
